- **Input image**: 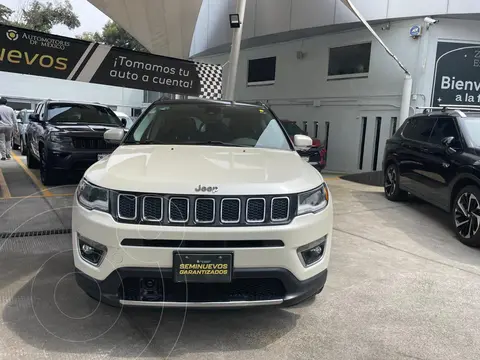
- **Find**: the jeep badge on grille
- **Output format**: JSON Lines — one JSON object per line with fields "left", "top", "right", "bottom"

{"left": 195, "top": 185, "right": 218, "bottom": 193}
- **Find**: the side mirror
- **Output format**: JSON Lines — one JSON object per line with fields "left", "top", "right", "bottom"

{"left": 28, "top": 114, "right": 40, "bottom": 122}
{"left": 121, "top": 118, "right": 127, "bottom": 128}
{"left": 442, "top": 136, "right": 457, "bottom": 154}
{"left": 293, "top": 134, "right": 313, "bottom": 148}
{"left": 104, "top": 128, "right": 124, "bottom": 144}
{"left": 441, "top": 136, "right": 455, "bottom": 147}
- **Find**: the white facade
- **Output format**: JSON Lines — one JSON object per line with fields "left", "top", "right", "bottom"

{"left": 188, "top": 1, "right": 480, "bottom": 173}
{"left": 0, "top": 71, "right": 146, "bottom": 115}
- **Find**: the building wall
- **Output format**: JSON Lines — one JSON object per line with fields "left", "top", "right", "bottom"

{"left": 191, "top": 0, "right": 480, "bottom": 57}
{"left": 0, "top": 71, "right": 145, "bottom": 115}
{"left": 194, "top": 18, "right": 480, "bottom": 173}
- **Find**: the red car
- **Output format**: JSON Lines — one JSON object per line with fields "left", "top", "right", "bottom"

{"left": 280, "top": 119, "right": 327, "bottom": 171}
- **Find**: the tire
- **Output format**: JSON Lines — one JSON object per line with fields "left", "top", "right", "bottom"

{"left": 40, "top": 147, "right": 58, "bottom": 186}
{"left": 12, "top": 139, "right": 19, "bottom": 150}
{"left": 26, "top": 143, "right": 39, "bottom": 169}
{"left": 452, "top": 185, "right": 480, "bottom": 247}
{"left": 20, "top": 138, "right": 26, "bottom": 156}
{"left": 384, "top": 163, "right": 408, "bottom": 201}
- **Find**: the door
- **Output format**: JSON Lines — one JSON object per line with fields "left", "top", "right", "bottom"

{"left": 397, "top": 116, "right": 437, "bottom": 196}
{"left": 30, "top": 103, "right": 45, "bottom": 158}
{"left": 419, "top": 116, "right": 462, "bottom": 209}
{"left": 14, "top": 111, "right": 23, "bottom": 145}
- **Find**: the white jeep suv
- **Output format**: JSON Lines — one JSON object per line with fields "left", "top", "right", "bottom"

{"left": 72, "top": 99, "right": 333, "bottom": 308}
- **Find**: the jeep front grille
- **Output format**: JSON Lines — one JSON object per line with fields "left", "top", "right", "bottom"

{"left": 113, "top": 193, "right": 296, "bottom": 227}
{"left": 72, "top": 137, "right": 116, "bottom": 150}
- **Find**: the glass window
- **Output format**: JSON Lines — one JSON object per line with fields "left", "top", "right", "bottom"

{"left": 46, "top": 103, "right": 122, "bottom": 126}
{"left": 459, "top": 117, "right": 480, "bottom": 147}
{"left": 429, "top": 117, "right": 461, "bottom": 147}
{"left": 23, "top": 110, "right": 33, "bottom": 123}
{"left": 328, "top": 43, "right": 372, "bottom": 77}
{"left": 37, "top": 103, "right": 45, "bottom": 120}
{"left": 402, "top": 117, "right": 435, "bottom": 142}
{"left": 126, "top": 103, "right": 291, "bottom": 151}
{"left": 280, "top": 120, "right": 307, "bottom": 136}
{"left": 247, "top": 57, "right": 276, "bottom": 84}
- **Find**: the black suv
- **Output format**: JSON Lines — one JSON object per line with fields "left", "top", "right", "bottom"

{"left": 383, "top": 107, "right": 480, "bottom": 247}
{"left": 26, "top": 100, "right": 126, "bottom": 185}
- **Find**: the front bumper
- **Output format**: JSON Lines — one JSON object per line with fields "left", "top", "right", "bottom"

{"left": 75, "top": 266, "right": 328, "bottom": 308}
{"left": 47, "top": 146, "right": 114, "bottom": 172}
{"left": 72, "top": 193, "right": 333, "bottom": 307}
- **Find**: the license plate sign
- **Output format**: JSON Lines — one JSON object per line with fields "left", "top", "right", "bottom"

{"left": 302, "top": 156, "right": 310, "bottom": 162}
{"left": 173, "top": 253, "right": 232, "bottom": 283}
{"left": 97, "top": 154, "right": 108, "bottom": 161}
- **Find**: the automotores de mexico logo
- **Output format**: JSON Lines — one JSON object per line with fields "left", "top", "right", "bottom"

{"left": 6, "top": 29, "right": 18, "bottom": 41}
{"left": 0, "top": 23, "right": 91, "bottom": 80}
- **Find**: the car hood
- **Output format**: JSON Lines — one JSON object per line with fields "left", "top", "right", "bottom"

{"left": 85, "top": 145, "right": 324, "bottom": 195}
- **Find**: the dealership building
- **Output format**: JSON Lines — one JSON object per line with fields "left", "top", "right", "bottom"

{"left": 3, "top": 0, "right": 480, "bottom": 173}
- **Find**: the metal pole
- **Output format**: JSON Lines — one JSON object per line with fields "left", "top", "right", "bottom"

{"left": 342, "top": 0, "right": 410, "bottom": 76}
{"left": 342, "top": 0, "right": 412, "bottom": 127}
{"left": 225, "top": 0, "right": 247, "bottom": 101}
{"left": 399, "top": 74, "right": 413, "bottom": 124}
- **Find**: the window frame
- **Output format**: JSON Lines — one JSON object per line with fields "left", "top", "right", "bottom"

{"left": 401, "top": 116, "right": 437, "bottom": 144}
{"left": 247, "top": 56, "right": 277, "bottom": 86}
{"left": 327, "top": 42, "right": 372, "bottom": 81}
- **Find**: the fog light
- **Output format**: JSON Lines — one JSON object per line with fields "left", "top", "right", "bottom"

{"left": 78, "top": 234, "right": 107, "bottom": 266}
{"left": 297, "top": 236, "right": 327, "bottom": 267}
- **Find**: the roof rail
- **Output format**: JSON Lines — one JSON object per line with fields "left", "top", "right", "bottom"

{"left": 416, "top": 105, "right": 480, "bottom": 115}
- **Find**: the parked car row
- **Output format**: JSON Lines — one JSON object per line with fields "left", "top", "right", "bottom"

{"left": 24, "top": 100, "right": 129, "bottom": 185}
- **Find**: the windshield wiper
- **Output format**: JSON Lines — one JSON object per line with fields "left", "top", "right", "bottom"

{"left": 185, "top": 141, "right": 243, "bottom": 147}
{"left": 123, "top": 139, "right": 157, "bottom": 145}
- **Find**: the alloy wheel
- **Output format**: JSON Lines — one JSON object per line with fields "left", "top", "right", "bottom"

{"left": 384, "top": 166, "right": 397, "bottom": 197}
{"left": 454, "top": 192, "right": 480, "bottom": 239}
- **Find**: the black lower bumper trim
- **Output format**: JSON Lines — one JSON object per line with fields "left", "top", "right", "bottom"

{"left": 75, "top": 267, "right": 328, "bottom": 308}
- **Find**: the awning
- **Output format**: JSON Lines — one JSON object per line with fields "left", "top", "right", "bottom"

{"left": 87, "top": 0, "right": 202, "bottom": 59}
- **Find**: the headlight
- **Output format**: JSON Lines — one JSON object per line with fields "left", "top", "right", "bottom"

{"left": 77, "top": 178, "right": 109, "bottom": 212}
{"left": 50, "top": 133, "right": 72, "bottom": 144}
{"left": 297, "top": 184, "right": 329, "bottom": 215}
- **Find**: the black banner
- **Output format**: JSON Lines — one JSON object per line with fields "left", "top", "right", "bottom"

{"left": 432, "top": 41, "right": 480, "bottom": 107}
{"left": 89, "top": 46, "right": 200, "bottom": 95}
{"left": 0, "top": 23, "right": 204, "bottom": 96}
{"left": 0, "top": 23, "right": 90, "bottom": 80}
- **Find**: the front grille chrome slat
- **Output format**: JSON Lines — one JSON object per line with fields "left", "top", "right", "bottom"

{"left": 195, "top": 198, "right": 215, "bottom": 224}
{"left": 118, "top": 194, "right": 137, "bottom": 220}
{"left": 142, "top": 196, "right": 163, "bottom": 222}
{"left": 271, "top": 197, "right": 290, "bottom": 222}
{"left": 246, "top": 198, "right": 266, "bottom": 223}
{"left": 169, "top": 197, "right": 189, "bottom": 223}
{"left": 220, "top": 198, "right": 241, "bottom": 224}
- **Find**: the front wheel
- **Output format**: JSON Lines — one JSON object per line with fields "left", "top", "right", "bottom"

{"left": 40, "top": 148, "right": 58, "bottom": 186}
{"left": 20, "top": 138, "right": 26, "bottom": 155}
{"left": 452, "top": 186, "right": 480, "bottom": 247}
{"left": 384, "top": 164, "right": 408, "bottom": 201}
{"left": 26, "top": 143, "right": 39, "bottom": 169}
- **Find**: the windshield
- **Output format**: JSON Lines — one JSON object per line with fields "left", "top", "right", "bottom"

{"left": 47, "top": 103, "right": 122, "bottom": 126}
{"left": 460, "top": 118, "right": 480, "bottom": 147}
{"left": 124, "top": 103, "right": 292, "bottom": 150}
{"left": 281, "top": 121, "right": 307, "bottom": 136}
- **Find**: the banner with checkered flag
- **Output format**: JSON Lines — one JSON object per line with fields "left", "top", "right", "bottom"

{"left": 195, "top": 62, "right": 223, "bottom": 100}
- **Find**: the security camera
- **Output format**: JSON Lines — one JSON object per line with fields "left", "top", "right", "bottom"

{"left": 424, "top": 17, "right": 439, "bottom": 25}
